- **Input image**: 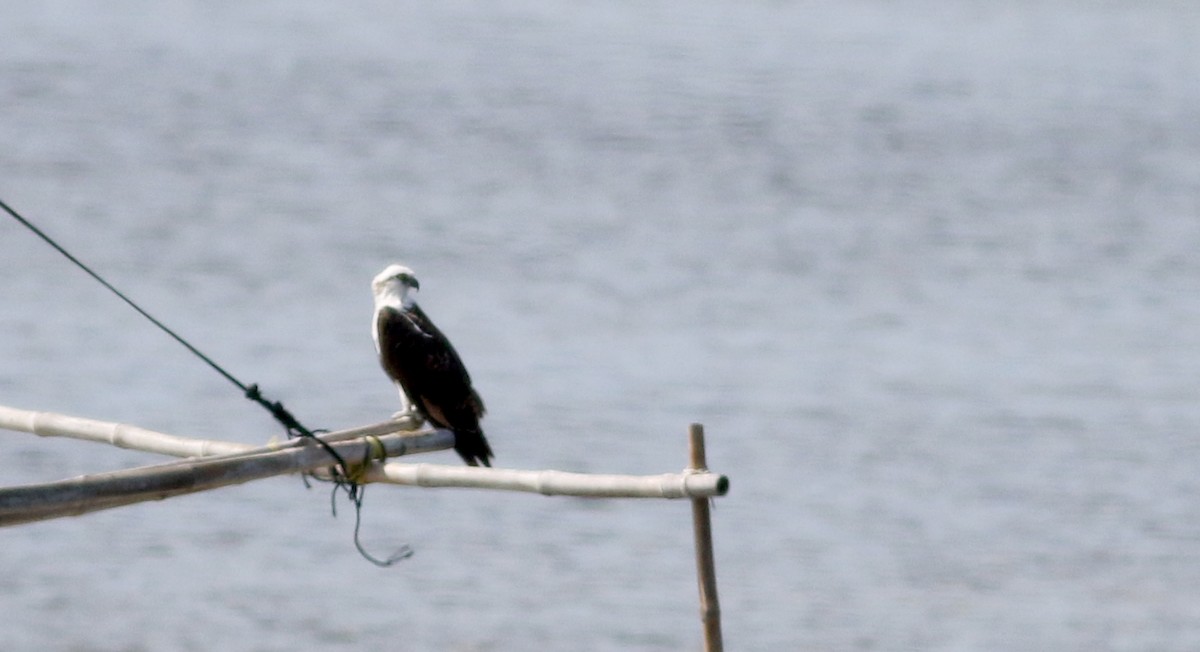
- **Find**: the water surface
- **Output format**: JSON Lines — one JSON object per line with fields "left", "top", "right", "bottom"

{"left": 2, "top": 2, "right": 1199, "bottom": 650}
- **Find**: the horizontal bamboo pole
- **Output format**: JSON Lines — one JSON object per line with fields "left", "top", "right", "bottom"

{"left": 0, "top": 428, "right": 456, "bottom": 527}
{"left": 365, "top": 462, "right": 729, "bottom": 499}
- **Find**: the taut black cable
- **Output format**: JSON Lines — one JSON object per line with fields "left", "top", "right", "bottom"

{"left": 0, "top": 200, "right": 355, "bottom": 493}
{"left": 3, "top": 200, "right": 248, "bottom": 397}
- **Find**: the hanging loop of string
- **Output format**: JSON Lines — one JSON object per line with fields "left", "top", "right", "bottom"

{"left": 1, "top": 198, "right": 408, "bottom": 564}
{"left": 341, "top": 437, "right": 413, "bottom": 567}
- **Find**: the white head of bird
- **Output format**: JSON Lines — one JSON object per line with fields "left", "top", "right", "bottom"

{"left": 372, "top": 264, "right": 420, "bottom": 310}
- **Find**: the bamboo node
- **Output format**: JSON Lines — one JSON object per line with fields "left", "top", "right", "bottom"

{"left": 28, "top": 411, "right": 46, "bottom": 437}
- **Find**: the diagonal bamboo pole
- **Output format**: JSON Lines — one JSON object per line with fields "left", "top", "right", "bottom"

{"left": 0, "top": 428, "right": 456, "bottom": 527}
{"left": 0, "top": 404, "right": 429, "bottom": 458}
{"left": 0, "top": 404, "right": 249, "bottom": 457}
{"left": 689, "top": 423, "right": 724, "bottom": 652}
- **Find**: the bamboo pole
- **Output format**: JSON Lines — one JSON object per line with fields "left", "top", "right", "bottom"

{"left": 0, "top": 404, "right": 248, "bottom": 457}
{"left": 1, "top": 405, "right": 729, "bottom": 499}
{"left": 0, "top": 429, "right": 456, "bottom": 527}
{"left": 689, "top": 423, "right": 723, "bottom": 652}
{"left": 364, "top": 462, "right": 728, "bottom": 498}
{"left": 0, "top": 404, "right": 729, "bottom": 526}
{"left": 0, "top": 405, "right": 430, "bottom": 458}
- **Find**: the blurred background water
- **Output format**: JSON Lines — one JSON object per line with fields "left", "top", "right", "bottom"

{"left": 2, "top": 1, "right": 1199, "bottom": 650}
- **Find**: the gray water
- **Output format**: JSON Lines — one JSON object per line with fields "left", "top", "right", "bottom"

{"left": 2, "top": 2, "right": 1199, "bottom": 650}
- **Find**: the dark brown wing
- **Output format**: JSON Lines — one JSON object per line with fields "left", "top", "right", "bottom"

{"left": 376, "top": 304, "right": 493, "bottom": 466}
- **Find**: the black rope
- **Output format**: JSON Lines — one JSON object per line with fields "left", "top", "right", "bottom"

{"left": 2, "top": 198, "right": 407, "bottom": 564}
{"left": 347, "top": 485, "right": 414, "bottom": 567}
{"left": 1, "top": 200, "right": 249, "bottom": 391}
{"left": 0, "top": 199, "right": 341, "bottom": 460}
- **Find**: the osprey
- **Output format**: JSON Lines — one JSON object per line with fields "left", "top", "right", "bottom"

{"left": 371, "top": 264, "right": 494, "bottom": 467}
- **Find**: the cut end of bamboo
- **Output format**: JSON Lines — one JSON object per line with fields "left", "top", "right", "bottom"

{"left": 688, "top": 423, "right": 707, "bottom": 472}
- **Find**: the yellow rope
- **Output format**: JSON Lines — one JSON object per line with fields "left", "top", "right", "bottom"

{"left": 347, "top": 435, "right": 389, "bottom": 484}
{"left": 366, "top": 435, "right": 388, "bottom": 462}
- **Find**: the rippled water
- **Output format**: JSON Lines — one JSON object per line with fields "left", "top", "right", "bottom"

{"left": 2, "top": 2, "right": 1199, "bottom": 650}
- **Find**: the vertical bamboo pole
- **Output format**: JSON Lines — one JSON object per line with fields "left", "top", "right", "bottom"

{"left": 689, "top": 423, "right": 723, "bottom": 652}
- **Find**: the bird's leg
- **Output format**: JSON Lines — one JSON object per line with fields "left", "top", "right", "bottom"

{"left": 391, "top": 385, "right": 425, "bottom": 430}
{"left": 393, "top": 383, "right": 415, "bottom": 414}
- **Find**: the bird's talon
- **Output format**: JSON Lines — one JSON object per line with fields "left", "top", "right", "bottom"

{"left": 390, "top": 410, "right": 424, "bottom": 430}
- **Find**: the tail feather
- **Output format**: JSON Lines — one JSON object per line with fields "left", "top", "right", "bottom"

{"left": 453, "top": 429, "right": 493, "bottom": 467}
